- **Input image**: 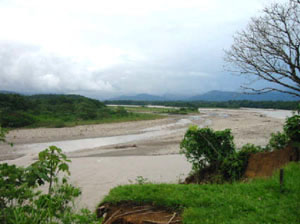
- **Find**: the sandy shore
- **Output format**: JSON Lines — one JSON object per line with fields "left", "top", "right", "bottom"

{"left": 0, "top": 108, "right": 291, "bottom": 210}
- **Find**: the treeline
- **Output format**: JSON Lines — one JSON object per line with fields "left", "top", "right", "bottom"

{"left": 105, "top": 100, "right": 300, "bottom": 110}
{"left": 0, "top": 94, "right": 129, "bottom": 128}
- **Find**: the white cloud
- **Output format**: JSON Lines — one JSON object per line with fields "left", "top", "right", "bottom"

{"left": 0, "top": 0, "right": 275, "bottom": 97}
{"left": 0, "top": 42, "right": 113, "bottom": 93}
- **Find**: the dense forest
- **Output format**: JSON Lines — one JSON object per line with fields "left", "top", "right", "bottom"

{"left": 105, "top": 100, "right": 300, "bottom": 110}
{"left": 0, "top": 94, "right": 158, "bottom": 128}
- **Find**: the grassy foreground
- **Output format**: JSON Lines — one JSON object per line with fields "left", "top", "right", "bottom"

{"left": 101, "top": 163, "right": 300, "bottom": 223}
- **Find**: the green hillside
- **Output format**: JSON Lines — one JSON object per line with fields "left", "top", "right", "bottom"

{"left": 0, "top": 94, "right": 162, "bottom": 128}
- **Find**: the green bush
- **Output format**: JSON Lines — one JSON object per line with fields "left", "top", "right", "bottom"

{"left": 51, "top": 120, "right": 66, "bottom": 128}
{"left": 266, "top": 131, "right": 289, "bottom": 150}
{"left": 0, "top": 126, "right": 7, "bottom": 143}
{"left": 115, "top": 106, "right": 128, "bottom": 116}
{"left": 180, "top": 126, "right": 265, "bottom": 182}
{"left": 180, "top": 126, "right": 235, "bottom": 171}
{"left": 284, "top": 114, "right": 300, "bottom": 142}
{"left": 221, "top": 144, "right": 262, "bottom": 181}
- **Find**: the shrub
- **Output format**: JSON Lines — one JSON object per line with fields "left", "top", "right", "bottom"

{"left": 284, "top": 114, "right": 300, "bottom": 142}
{"left": 180, "top": 126, "right": 235, "bottom": 171}
{"left": 180, "top": 126, "right": 263, "bottom": 182}
{"left": 115, "top": 106, "right": 128, "bottom": 116}
{"left": 0, "top": 126, "right": 7, "bottom": 143}
{"left": 266, "top": 131, "right": 289, "bottom": 150}
{"left": 51, "top": 120, "right": 66, "bottom": 128}
{"left": 221, "top": 144, "right": 262, "bottom": 181}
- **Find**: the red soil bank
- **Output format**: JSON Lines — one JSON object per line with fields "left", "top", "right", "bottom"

{"left": 97, "top": 203, "right": 182, "bottom": 224}
{"left": 245, "top": 144, "right": 299, "bottom": 178}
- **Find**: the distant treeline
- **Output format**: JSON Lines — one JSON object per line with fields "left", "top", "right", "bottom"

{"left": 105, "top": 100, "right": 300, "bottom": 110}
{"left": 0, "top": 94, "right": 131, "bottom": 128}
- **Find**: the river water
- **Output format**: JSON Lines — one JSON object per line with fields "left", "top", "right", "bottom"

{"left": 15, "top": 117, "right": 196, "bottom": 153}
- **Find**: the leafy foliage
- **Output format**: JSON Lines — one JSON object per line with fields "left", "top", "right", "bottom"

{"left": 0, "top": 146, "right": 100, "bottom": 223}
{"left": 284, "top": 114, "right": 300, "bottom": 142}
{"left": 180, "top": 126, "right": 235, "bottom": 171}
{"left": 0, "top": 126, "right": 7, "bottom": 143}
{"left": 266, "top": 131, "right": 290, "bottom": 150}
{"left": 221, "top": 144, "right": 263, "bottom": 181}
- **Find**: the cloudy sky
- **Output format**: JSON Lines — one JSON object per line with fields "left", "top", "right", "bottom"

{"left": 0, "top": 0, "right": 276, "bottom": 98}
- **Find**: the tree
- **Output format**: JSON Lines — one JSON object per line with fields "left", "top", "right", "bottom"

{"left": 225, "top": 0, "right": 300, "bottom": 97}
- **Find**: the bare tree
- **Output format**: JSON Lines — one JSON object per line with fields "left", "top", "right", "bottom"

{"left": 225, "top": 0, "right": 300, "bottom": 98}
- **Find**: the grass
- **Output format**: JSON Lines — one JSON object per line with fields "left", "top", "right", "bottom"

{"left": 100, "top": 162, "right": 300, "bottom": 223}
{"left": 108, "top": 105, "right": 198, "bottom": 115}
{"left": 28, "top": 113, "right": 165, "bottom": 128}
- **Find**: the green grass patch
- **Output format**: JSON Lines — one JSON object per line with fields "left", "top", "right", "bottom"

{"left": 28, "top": 113, "right": 164, "bottom": 128}
{"left": 108, "top": 105, "right": 198, "bottom": 115}
{"left": 101, "top": 162, "right": 300, "bottom": 223}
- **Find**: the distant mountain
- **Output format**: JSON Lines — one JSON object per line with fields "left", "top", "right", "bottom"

{"left": 2, "top": 90, "right": 298, "bottom": 102}
{"left": 188, "top": 90, "right": 299, "bottom": 101}
{"left": 109, "top": 94, "right": 167, "bottom": 101}
{"left": 0, "top": 90, "right": 18, "bottom": 94}
{"left": 0, "top": 90, "right": 46, "bottom": 96}
{"left": 162, "top": 93, "right": 189, "bottom": 101}
{"left": 108, "top": 91, "right": 299, "bottom": 102}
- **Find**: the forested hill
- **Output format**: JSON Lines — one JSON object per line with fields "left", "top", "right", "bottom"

{"left": 0, "top": 94, "right": 152, "bottom": 128}
{"left": 109, "top": 90, "right": 299, "bottom": 102}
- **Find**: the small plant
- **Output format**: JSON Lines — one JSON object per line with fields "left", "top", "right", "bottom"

{"left": 0, "top": 146, "right": 100, "bottom": 223}
{"left": 0, "top": 126, "right": 7, "bottom": 143}
{"left": 135, "top": 176, "right": 150, "bottom": 185}
{"left": 51, "top": 120, "right": 66, "bottom": 128}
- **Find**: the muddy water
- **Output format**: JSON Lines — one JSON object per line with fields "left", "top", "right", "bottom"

{"left": 70, "top": 155, "right": 191, "bottom": 209}
{"left": 16, "top": 129, "right": 181, "bottom": 153}
{"left": 15, "top": 111, "right": 234, "bottom": 155}
{"left": 15, "top": 117, "right": 200, "bottom": 154}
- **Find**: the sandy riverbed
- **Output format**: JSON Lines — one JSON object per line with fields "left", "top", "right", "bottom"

{"left": 0, "top": 108, "right": 292, "bottom": 210}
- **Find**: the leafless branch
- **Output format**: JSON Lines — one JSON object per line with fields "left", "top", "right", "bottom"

{"left": 224, "top": 0, "right": 300, "bottom": 98}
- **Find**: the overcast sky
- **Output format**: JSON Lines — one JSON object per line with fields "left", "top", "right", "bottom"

{"left": 0, "top": 0, "right": 277, "bottom": 98}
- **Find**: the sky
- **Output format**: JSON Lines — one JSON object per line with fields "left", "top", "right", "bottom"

{"left": 0, "top": 0, "right": 276, "bottom": 99}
